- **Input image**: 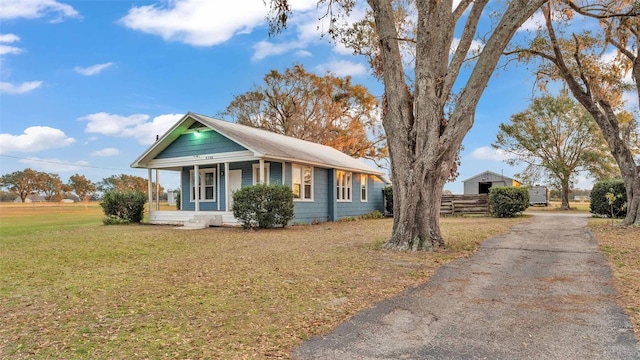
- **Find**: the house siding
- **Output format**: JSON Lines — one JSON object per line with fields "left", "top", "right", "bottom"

{"left": 180, "top": 165, "right": 220, "bottom": 211}
{"left": 291, "top": 167, "right": 330, "bottom": 224}
{"left": 156, "top": 130, "right": 246, "bottom": 159}
{"left": 336, "top": 173, "right": 386, "bottom": 218}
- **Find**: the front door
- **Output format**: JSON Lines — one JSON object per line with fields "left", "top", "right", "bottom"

{"left": 228, "top": 169, "right": 242, "bottom": 210}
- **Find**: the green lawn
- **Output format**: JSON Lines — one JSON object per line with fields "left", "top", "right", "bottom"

{"left": 0, "top": 203, "right": 537, "bottom": 358}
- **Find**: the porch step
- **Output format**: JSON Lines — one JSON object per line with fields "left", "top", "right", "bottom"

{"left": 176, "top": 214, "right": 223, "bottom": 230}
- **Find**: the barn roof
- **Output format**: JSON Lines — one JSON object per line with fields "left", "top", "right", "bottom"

{"left": 461, "top": 170, "right": 517, "bottom": 183}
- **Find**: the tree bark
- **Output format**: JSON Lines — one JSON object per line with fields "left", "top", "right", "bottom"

{"left": 368, "top": 0, "right": 547, "bottom": 249}
{"left": 560, "top": 176, "right": 570, "bottom": 210}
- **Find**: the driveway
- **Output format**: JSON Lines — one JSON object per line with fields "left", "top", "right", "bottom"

{"left": 293, "top": 213, "right": 640, "bottom": 359}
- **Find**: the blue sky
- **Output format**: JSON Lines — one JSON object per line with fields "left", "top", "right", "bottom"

{"left": 0, "top": 0, "right": 636, "bottom": 193}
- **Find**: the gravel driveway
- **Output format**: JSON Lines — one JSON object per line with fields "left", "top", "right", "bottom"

{"left": 293, "top": 213, "right": 640, "bottom": 360}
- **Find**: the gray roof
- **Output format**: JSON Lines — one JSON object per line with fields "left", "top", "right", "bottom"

{"left": 461, "top": 170, "right": 517, "bottom": 183}
{"left": 132, "top": 112, "right": 387, "bottom": 177}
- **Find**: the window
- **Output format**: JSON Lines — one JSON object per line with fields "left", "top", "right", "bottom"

{"left": 292, "top": 165, "right": 313, "bottom": 200}
{"left": 360, "top": 174, "right": 368, "bottom": 202}
{"left": 190, "top": 168, "right": 216, "bottom": 202}
{"left": 252, "top": 163, "right": 270, "bottom": 185}
{"left": 336, "top": 171, "right": 352, "bottom": 201}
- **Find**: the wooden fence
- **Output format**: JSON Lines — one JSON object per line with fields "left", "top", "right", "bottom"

{"left": 440, "top": 194, "right": 490, "bottom": 216}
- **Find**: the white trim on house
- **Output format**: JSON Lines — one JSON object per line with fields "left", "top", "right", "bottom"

{"left": 291, "top": 164, "right": 313, "bottom": 202}
{"left": 360, "top": 174, "right": 368, "bottom": 202}
{"left": 145, "top": 150, "right": 255, "bottom": 170}
{"left": 253, "top": 163, "right": 270, "bottom": 185}
{"left": 190, "top": 167, "right": 217, "bottom": 203}
{"left": 336, "top": 170, "right": 352, "bottom": 202}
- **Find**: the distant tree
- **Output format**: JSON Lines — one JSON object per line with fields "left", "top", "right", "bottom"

{"left": 68, "top": 174, "right": 96, "bottom": 202}
{"left": 38, "top": 172, "right": 64, "bottom": 201}
{"left": 220, "top": 64, "right": 387, "bottom": 163}
{"left": 508, "top": 1, "right": 640, "bottom": 224}
{"left": 0, "top": 190, "right": 19, "bottom": 202}
{"left": 493, "top": 93, "right": 616, "bottom": 210}
{"left": 97, "top": 174, "right": 163, "bottom": 197}
{"left": 1, "top": 168, "right": 40, "bottom": 203}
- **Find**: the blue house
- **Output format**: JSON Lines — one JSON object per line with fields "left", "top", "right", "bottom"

{"left": 131, "top": 112, "right": 389, "bottom": 226}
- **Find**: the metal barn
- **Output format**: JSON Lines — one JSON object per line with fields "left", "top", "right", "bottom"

{"left": 462, "top": 171, "right": 522, "bottom": 195}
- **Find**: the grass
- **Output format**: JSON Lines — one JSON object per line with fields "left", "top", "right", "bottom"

{"left": 589, "top": 219, "right": 640, "bottom": 340}
{"left": 526, "top": 200, "right": 591, "bottom": 212}
{"left": 0, "top": 203, "right": 526, "bottom": 359}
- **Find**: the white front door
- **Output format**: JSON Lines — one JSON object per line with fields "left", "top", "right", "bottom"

{"left": 228, "top": 169, "right": 242, "bottom": 210}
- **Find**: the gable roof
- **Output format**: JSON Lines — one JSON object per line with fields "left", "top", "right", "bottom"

{"left": 461, "top": 170, "right": 517, "bottom": 183}
{"left": 131, "top": 112, "right": 387, "bottom": 177}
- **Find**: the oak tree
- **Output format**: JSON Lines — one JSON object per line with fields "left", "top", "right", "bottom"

{"left": 1, "top": 168, "right": 40, "bottom": 203}
{"left": 268, "top": 0, "right": 548, "bottom": 249}
{"left": 68, "top": 174, "right": 96, "bottom": 202}
{"left": 493, "top": 93, "right": 616, "bottom": 209}
{"left": 221, "top": 64, "right": 387, "bottom": 163}
{"left": 509, "top": 1, "right": 640, "bottom": 224}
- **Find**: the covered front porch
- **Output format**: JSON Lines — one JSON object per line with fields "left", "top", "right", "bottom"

{"left": 148, "top": 210, "right": 238, "bottom": 227}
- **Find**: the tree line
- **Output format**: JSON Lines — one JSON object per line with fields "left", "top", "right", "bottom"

{"left": 0, "top": 169, "right": 163, "bottom": 203}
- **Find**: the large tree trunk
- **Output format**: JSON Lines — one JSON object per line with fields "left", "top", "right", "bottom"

{"left": 367, "top": 0, "right": 547, "bottom": 250}
{"left": 560, "top": 177, "right": 570, "bottom": 210}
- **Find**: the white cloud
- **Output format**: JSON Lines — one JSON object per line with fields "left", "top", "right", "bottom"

{"left": 0, "top": 81, "right": 43, "bottom": 94}
{"left": 119, "top": 0, "right": 272, "bottom": 47}
{"left": 79, "top": 112, "right": 183, "bottom": 144}
{"left": 90, "top": 147, "right": 120, "bottom": 157}
{"left": 0, "top": 0, "right": 79, "bottom": 21}
{"left": 315, "top": 60, "right": 368, "bottom": 77}
{"left": 295, "top": 50, "right": 312, "bottom": 57}
{"left": 253, "top": 41, "right": 303, "bottom": 61}
{"left": 450, "top": 38, "right": 484, "bottom": 56}
{"left": 74, "top": 62, "right": 114, "bottom": 76}
{"left": 0, "top": 33, "right": 24, "bottom": 59}
{"left": 470, "top": 146, "right": 514, "bottom": 162}
{"left": 0, "top": 34, "right": 20, "bottom": 43}
{"left": 18, "top": 157, "right": 88, "bottom": 173}
{"left": 0, "top": 44, "right": 23, "bottom": 55}
{"left": 0, "top": 126, "right": 75, "bottom": 154}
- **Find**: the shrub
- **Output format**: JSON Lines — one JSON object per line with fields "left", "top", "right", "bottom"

{"left": 489, "top": 186, "right": 529, "bottom": 218}
{"left": 100, "top": 190, "right": 147, "bottom": 224}
{"left": 103, "top": 215, "right": 131, "bottom": 225}
{"left": 383, "top": 185, "right": 393, "bottom": 214}
{"left": 590, "top": 180, "right": 627, "bottom": 218}
{"left": 232, "top": 184, "right": 294, "bottom": 229}
{"left": 360, "top": 210, "right": 384, "bottom": 219}
{"left": 175, "top": 190, "right": 181, "bottom": 210}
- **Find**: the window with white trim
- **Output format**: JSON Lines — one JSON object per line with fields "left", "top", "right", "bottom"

{"left": 336, "top": 170, "right": 352, "bottom": 202}
{"left": 292, "top": 165, "right": 313, "bottom": 200}
{"left": 190, "top": 168, "right": 216, "bottom": 202}
{"left": 360, "top": 174, "right": 368, "bottom": 202}
{"left": 252, "top": 163, "right": 270, "bottom": 185}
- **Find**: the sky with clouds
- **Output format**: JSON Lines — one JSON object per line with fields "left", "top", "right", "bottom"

{"left": 0, "top": 0, "right": 636, "bottom": 193}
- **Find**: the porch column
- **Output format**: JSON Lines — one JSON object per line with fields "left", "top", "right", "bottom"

{"left": 259, "top": 158, "right": 265, "bottom": 183}
{"left": 282, "top": 161, "right": 286, "bottom": 185}
{"left": 225, "top": 162, "right": 230, "bottom": 211}
{"left": 194, "top": 164, "right": 200, "bottom": 212}
{"left": 147, "top": 169, "right": 153, "bottom": 217}
{"left": 155, "top": 169, "right": 160, "bottom": 211}
{"left": 217, "top": 165, "right": 221, "bottom": 211}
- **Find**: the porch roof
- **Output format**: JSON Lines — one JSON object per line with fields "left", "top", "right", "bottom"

{"left": 132, "top": 112, "right": 387, "bottom": 177}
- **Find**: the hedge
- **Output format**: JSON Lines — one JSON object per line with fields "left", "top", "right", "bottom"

{"left": 232, "top": 184, "right": 294, "bottom": 229}
{"left": 590, "top": 180, "right": 627, "bottom": 218}
{"left": 489, "top": 186, "right": 529, "bottom": 218}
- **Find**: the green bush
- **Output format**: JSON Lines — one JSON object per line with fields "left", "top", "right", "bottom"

{"left": 383, "top": 185, "right": 393, "bottom": 214}
{"left": 100, "top": 190, "right": 147, "bottom": 224}
{"left": 175, "top": 190, "right": 181, "bottom": 210}
{"left": 489, "top": 186, "right": 529, "bottom": 218}
{"left": 360, "top": 210, "right": 384, "bottom": 219}
{"left": 103, "top": 215, "right": 131, "bottom": 225}
{"left": 232, "top": 184, "right": 294, "bottom": 229}
{"left": 590, "top": 180, "right": 627, "bottom": 218}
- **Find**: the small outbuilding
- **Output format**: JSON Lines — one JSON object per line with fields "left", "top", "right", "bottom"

{"left": 462, "top": 170, "right": 522, "bottom": 195}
